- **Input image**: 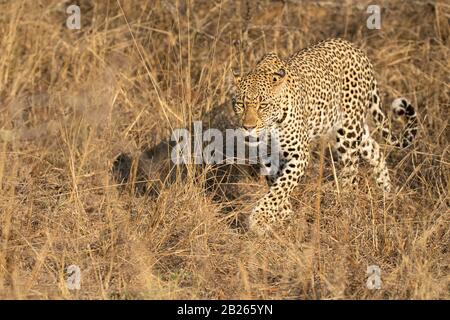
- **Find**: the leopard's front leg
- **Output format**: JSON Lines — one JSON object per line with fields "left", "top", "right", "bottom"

{"left": 249, "top": 142, "right": 309, "bottom": 235}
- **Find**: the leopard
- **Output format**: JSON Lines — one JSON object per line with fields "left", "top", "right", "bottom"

{"left": 231, "top": 38, "right": 418, "bottom": 235}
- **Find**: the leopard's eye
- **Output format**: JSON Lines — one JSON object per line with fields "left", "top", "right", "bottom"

{"left": 259, "top": 102, "right": 271, "bottom": 111}
{"left": 233, "top": 100, "right": 244, "bottom": 113}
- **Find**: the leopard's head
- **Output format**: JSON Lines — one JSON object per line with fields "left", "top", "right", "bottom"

{"left": 232, "top": 53, "right": 288, "bottom": 137}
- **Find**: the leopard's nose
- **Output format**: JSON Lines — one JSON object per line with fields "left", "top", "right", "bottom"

{"left": 243, "top": 124, "right": 256, "bottom": 130}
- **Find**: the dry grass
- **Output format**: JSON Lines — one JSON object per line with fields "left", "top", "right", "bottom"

{"left": 0, "top": 0, "right": 448, "bottom": 299}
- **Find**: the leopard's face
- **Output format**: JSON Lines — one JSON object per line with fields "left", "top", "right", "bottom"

{"left": 232, "top": 55, "right": 288, "bottom": 137}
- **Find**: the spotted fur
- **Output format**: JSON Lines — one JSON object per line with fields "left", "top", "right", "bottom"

{"left": 232, "top": 38, "right": 418, "bottom": 235}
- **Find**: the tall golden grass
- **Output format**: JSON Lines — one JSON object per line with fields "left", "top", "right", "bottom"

{"left": 0, "top": 0, "right": 448, "bottom": 299}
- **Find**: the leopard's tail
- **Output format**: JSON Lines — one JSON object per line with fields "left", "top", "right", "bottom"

{"left": 369, "top": 82, "right": 418, "bottom": 148}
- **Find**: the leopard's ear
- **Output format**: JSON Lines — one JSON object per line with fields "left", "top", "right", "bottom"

{"left": 273, "top": 68, "right": 285, "bottom": 81}
{"left": 272, "top": 68, "right": 286, "bottom": 85}
{"left": 232, "top": 69, "right": 241, "bottom": 84}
